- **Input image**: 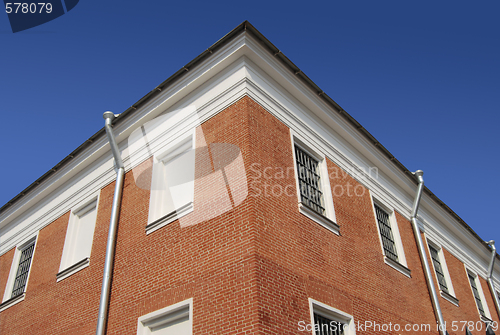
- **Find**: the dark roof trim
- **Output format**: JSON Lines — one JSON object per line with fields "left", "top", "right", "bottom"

{"left": 0, "top": 21, "right": 493, "bottom": 257}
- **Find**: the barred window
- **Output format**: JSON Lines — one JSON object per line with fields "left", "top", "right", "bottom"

{"left": 429, "top": 245, "right": 448, "bottom": 293}
{"left": 314, "top": 312, "right": 345, "bottom": 335}
{"left": 11, "top": 241, "right": 35, "bottom": 298}
{"left": 468, "top": 273, "right": 486, "bottom": 317}
{"left": 374, "top": 204, "right": 398, "bottom": 262}
{"left": 295, "top": 146, "right": 325, "bottom": 216}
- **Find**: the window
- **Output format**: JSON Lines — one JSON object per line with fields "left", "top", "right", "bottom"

{"left": 291, "top": 135, "right": 337, "bottom": 234}
{"left": 147, "top": 134, "right": 195, "bottom": 234}
{"left": 426, "top": 240, "right": 458, "bottom": 305}
{"left": 1, "top": 236, "right": 37, "bottom": 311}
{"left": 468, "top": 272, "right": 490, "bottom": 319}
{"left": 295, "top": 146, "right": 325, "bottom": 216}
{"left": 11, "top": 242, "right": 35, "bottom": 298}
{"left": 57, "top": 197, "right": 98, "bottom": 281}
{"left": 309, "top": 299, "right": 354, "bottom": 335}
{"left": 429, "top": 244, "right": 448, "bottom": 292}
{"left": 374, "top": 203, "right": 398, "bottom": 262}
{"left": 371, "top": 197, "right": 410, "bottom": 277}
{"left": 137, "top": 298, "right": 192, "bottom": 335}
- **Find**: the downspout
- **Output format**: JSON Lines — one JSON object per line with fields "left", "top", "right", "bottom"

{"left": 486, "top": 240, "right": 500, "bottom": 319}
{"left": 96, "top": 112, "right": 125, "bottom": 335}
{"left": 409, "top": 170, "right": 447, "bottom": 335}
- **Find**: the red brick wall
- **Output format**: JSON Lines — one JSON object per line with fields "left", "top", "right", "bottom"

{"left": 0, "top": 96, "right": 496, "bottom": 335}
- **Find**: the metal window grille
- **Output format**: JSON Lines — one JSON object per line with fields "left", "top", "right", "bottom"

{"left": 11, "top": 242, "right": 35, "bottom": 298}
{"left": 468, "top": 273, "right": 486, "bottom": 317}
{"left": 295, "top": 146, "right": 325, "bottom": 216}
{"left": 429, "top": 244, "right": 449, "bottom": 293}
{"left": 313, "top": 313, "right": 345, "bottom": 335}
{"left": 374, "top": 204, "right": 398, "bottom": 262}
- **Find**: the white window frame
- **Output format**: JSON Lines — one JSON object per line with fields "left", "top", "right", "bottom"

{"left": 1, "top": 233, "right": 38, "bottom": 312}
{"left": 146, "top": 131, "right": 196, "bottom": 234}
{"left": 308, "top": 298, "right": 356, "bottom": 335}
{"left": 466, "top": 268, "right": 492, "bottom": 321}
{"left": 137, "top": 298, "right": 193, "bottom": 335}
{"left": 57, "top": 193, "right": 100, "bottom": 282}
{"left": 369, "top": 193, "right": 410, "bottom": 277}
{"left": 290, "top": 132, "right": 338, "bottom": 235}
{"left": 425, "top": 237, "right": 458, "bottom": 306}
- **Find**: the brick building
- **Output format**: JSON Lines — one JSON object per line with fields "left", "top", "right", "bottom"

{"left": 1, "top": 21, "right": 499, "bottom": 335}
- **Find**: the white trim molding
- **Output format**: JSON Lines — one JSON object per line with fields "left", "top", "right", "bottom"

{"left": 146, "top": 131, "right": 196, "bottom": 234}
{"left": 57, "top": 193, "right": 99, "bottom": 281}
{"left": 0, "top": 292, "right": 25, "bottom": 312}
{"left": 137, "top": 298, "right": 193, "bottom": 335}
{"left": 56, "top": 257, "right": 90, "bottom": 282}
{"left": 308, "top": 298, "right": 356, "bottom": 335}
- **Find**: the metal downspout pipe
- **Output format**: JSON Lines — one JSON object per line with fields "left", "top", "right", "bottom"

{"left": 96, "top": 112, "right": 125, "bottom": 335}
{"left": 409, "top": 170, "right": 447, "bottom": 335}
{"left": 486, "top": 240, "right": 500, "bottom": 319}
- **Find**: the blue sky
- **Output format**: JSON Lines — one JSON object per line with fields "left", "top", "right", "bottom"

{"left": 1, "top": 1, "right": 498, "bottom": 245}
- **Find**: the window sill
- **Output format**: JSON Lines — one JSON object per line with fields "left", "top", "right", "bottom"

{"left": 440, "top": 290, "right": 459, "bottom": 307}
{"left": 480, "top": 315, "right": 493, "bottom": 323}
{"left": 57, "top": 257, "right": 90, "bottom": 282}
{"left": 0, "top": 293, "right": 25, "bottom": 312}
{"left": 299, "top": 203, "right": 339, "bottom": 235}
{"left": 146, "top": 202, "right": 193, "bottom": 235}
{"left": 384, "top": 256, "right": 411, "bottom": 278}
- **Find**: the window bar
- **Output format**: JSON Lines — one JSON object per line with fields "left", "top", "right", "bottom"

{"left": 374, "top": 204, "right": 399, "bottom": 262}
{"left": 468, "top": 274, "right": 486, "bottom": 317}
{"left": 11, "top": 242, "right": 35, "bottom": 297}
{"left": 295, "top": 146, "right": 325, "bottom": 216}
{"left": 429, "top": 245, "right": 449, "bottom": 293}
{"left": 314, "top": 313, "right": 344, "bottom": 335}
